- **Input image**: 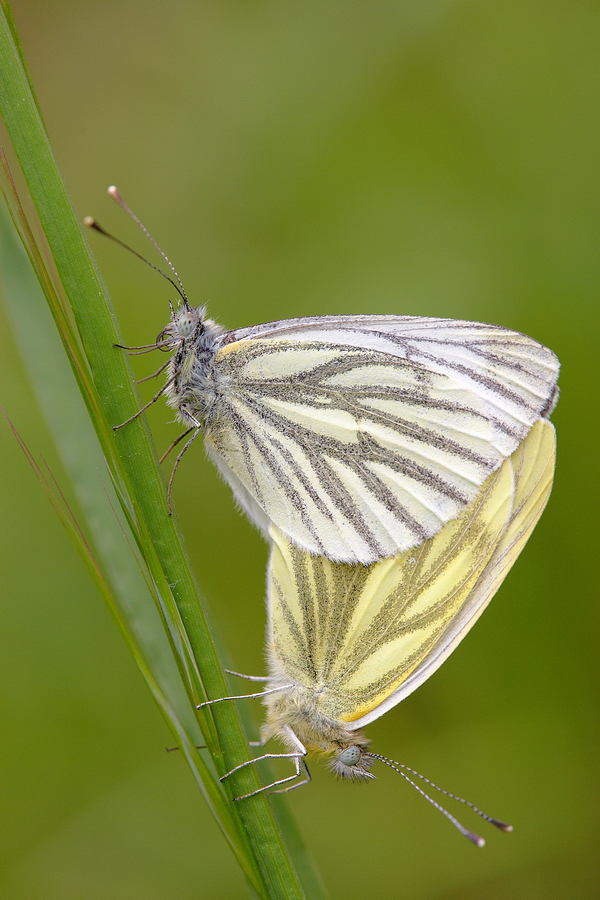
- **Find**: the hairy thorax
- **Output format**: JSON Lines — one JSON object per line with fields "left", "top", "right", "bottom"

{"left": 262, "top": 680, "right": 369, "bottom": 757}
{"left": 163, "top": 317, "right": 227, "bottom": 428}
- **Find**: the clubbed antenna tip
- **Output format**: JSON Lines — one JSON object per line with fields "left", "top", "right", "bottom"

{"left": 366, "top": 752, "right": 512, "bottom": 847}
{"left": 466, "top": 831, "right": 486, "bottom": 848}
{"left": 84, "top": 189, "right": 189, "bottom": 307}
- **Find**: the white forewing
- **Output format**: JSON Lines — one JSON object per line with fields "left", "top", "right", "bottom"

{"left": 198, "top": 316, "right": 558, "bottom": 563}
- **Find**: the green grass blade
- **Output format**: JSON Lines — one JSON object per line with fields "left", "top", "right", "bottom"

{"left": 0, "top": 4, "right": 328, "bottom": 898}
{"left": 0, "top": 180, "right": 261, "bottom": 893}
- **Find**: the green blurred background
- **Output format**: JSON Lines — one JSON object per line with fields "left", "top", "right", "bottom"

{"left": 0, "top": 1, "right": 598, "bottom": 897}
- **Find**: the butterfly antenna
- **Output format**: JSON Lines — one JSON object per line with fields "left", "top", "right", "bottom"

{"left": 107, "top": 186, "right": 189, "bottom": 308}
{"left": 367, "top": 753, "right": 512, "bottom": 847}
{"left": 86, "top": 185, "right": 189, "bottom": 309}
{"left": 83, "top": 212, "right": 188, "bottom": 312}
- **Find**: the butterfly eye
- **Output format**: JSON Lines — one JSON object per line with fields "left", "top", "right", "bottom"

{"left": 338, "top": 746, "right": 362, "bottom": 767}
{"left": 176, "top": 311, "right": 198, "bottom": 338}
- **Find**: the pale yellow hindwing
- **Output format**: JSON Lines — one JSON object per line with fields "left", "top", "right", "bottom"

{"left": 267, "top": 419, "right": 556, "bottom": 726}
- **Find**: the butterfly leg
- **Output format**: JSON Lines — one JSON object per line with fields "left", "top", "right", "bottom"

{"left": 159, "top": 428, "right": 195, "bottom": 464}
{"left": 218, "top": 670, "right": 272, "bottom": 744}
{"left": 223, "top": 727, "right": 309, "bottom": 800}
{"left": 113, "top": 374, "right": 176, "bottom": 430}
{"left": 137, "top": 359, "right": 171, "bottom": 383}
{"left": 269, "top": 759, "right": 311, "bottom": 795}
{"left": 224, "top": 669, "right": 269, "bottom": 682}
{"left": 196, "top": 684, "right": 293, "bottom": 708}
{"left": 232, "top": 761, "right": 309, "bottom": 800}
{"left": 166, "top": 424, "right": 202, "bottom": 512}
{"left": 114, "top": 341, "right": 168, "bottom": 353}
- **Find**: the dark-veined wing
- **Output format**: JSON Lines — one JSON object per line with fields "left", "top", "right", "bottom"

{"left": 266, "top": 419, "right": 555, "bottom": 726}
{"left": 204, "top": 316, "right": 558, "bottom": 563}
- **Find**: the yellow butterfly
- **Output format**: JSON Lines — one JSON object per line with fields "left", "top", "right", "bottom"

{"left": 207, "top": 418, "right": 556, "bottom": 844}
{"left": 97, "top": 188, "right": 560, "bottom": 564}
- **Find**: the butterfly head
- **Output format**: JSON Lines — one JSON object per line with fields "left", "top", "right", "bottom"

{"left": 158, "top": 305, "right": 208, "bottom": 350}
{"left": 330, "top": 741, "right": 375, "bottom": 781}
{"left": 174, "top": 308, "right": 201, "bottom": 338}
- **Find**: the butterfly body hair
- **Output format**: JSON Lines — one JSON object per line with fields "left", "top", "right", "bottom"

{"left": 163, "top": 309, "right": 227, "bottom": 427}
{"left": 260, "top": 677, "right": 374, "bottom": 780}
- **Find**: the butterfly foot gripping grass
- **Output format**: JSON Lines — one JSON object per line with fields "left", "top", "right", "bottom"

{"left": 199, "top": 420, "right": 556, "bottom": 844}
{"left": 89, "top": 187, "right": 559, "bottom": 564}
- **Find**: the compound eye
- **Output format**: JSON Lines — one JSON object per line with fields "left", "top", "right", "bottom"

{"left": 177, "top": 311, "right": 198, "bottom": 337}
{"left": 338, "top": 746, "right": 362, "bottom": 767}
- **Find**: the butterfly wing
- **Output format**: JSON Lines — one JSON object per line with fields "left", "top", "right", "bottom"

{"left": 205, "top": 317, "right": 558, "bottom": 563}
{"left": 266, "top": 419, "right": 556, "bottom": 727}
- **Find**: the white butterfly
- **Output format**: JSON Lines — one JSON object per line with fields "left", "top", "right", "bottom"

{"left": 161, "top": 309, "right": 558, "bottom": 563}
{"left": 204, "top": 419, "right": 555, "bottom": 843}
{"left": 101, "top": 188, "right": 559, "bottom": 564}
